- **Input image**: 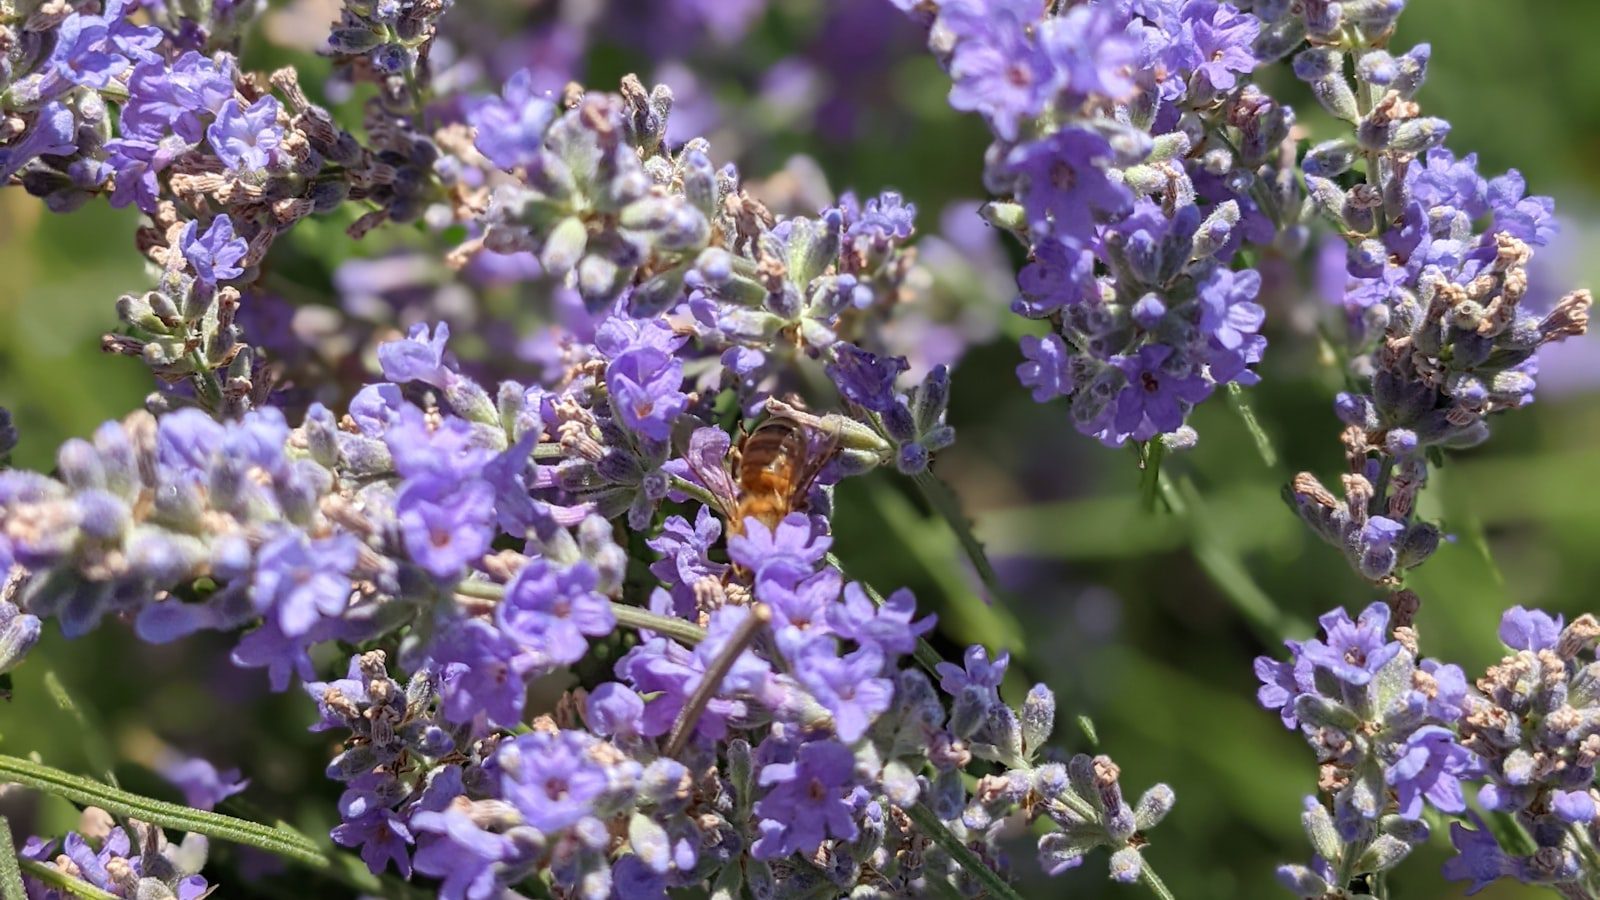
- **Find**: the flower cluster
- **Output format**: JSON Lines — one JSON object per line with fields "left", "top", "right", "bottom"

{"left": 1258, "top": 598, "right": 1600, "bottom": 896}
{"left": 1, "top": 0, "right": 459, "bottom": 410}
{"left": 1449, "top": 608, "right": 1600, "bottom": 894}
{"left": 897, "top": 0, "right": 1295, "bottom": 447}
{"left": 1274, "top": 0, "right": 1592, "bottom": 582}
{"left": 18, "top": 808, "right": 211, "bottom": 900}
{"left": 0, "top": 62, "right": 1172, "bottom": 896}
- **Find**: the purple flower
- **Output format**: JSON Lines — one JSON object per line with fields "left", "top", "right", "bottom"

{"left": 384, "top": 408, "right": 494, "bottom": 482}
{"left": 250, "top": 532, "right": 359, "bottom": 638}
{"left": 207, "top": 96, "right": 285, "bottom": 172}
{"left": 332, "top": 775, "right": 413, "bottom": 877}
{"left": 751, "top": 739, "right": 861, "bottom": 859}
{"left": 762, "top": 567, "right": 843, "bottom": 636}
{"left": 1488, "top": 169, "right": 1558, "bottom": 248}
{"left": 826, "top": 344, "right": 908, "bottom": 413}
{"left": 494, "top": 559, "right": 616, "bottom": 664}
{"left": 1553, "top": 789, "right": 1597, "bottom": 824}
{"left": 648, "top": 508, "right": 729, "bottom": 596}
{"left": 120, "top": 53, "right": 238, "bottom": 143}
{"left": 937, "top": 645, "right": 1009, "bottom": 704}
{"left": 607, "top": 347, "right": 688, "bottom": 442}
{"left": 429, "top": 618, "right": 543, "bottom": 728}
{"left": 396, "top": 478, "right": 495, "bottom": 580}
{"left": 410, "top": 803, "right": 514, "bottom": 900}
{"left": 1354, "top": 516, "right": 1405, "bottom": 580}
{"left": 1408, "top": 148, "right": 1489, "bottom": 218}
{"left": 1299, "top": 602, "right": 1402, "bottom": 688}
{"left": 939, "top": 0, "right": 1053, "bottom": 141}
{"left": 1017, "top": 333, "right": 1074, "bottom": 402}
{"left": 1198, "top": 266, "right": 1266, "bottom": 383}
{"left": 44, "top": 13, "right": 130, "bottom": 92}
{"left": 496, "top": 730, "right": 611, "bottom": 835}
{"left": 379, "top": 322, "right": 453, "bottom": 388}
{"left": 159, "top": 754, "right": 249, "bottom": 811}
{"left": 1498, "top": 605, "right": 1563, "bottom": 652}
{"left": 793, "top": 642, "right": 894, "bottom": 742}
{"left": 1014, "top": 238, "right": 1097, "bottom": 316}
{"left": 467, "top": 69, "right": 558, "bottom": 171}
{"left": 585, "top": 682, "right": 646, "bottom": 738}
{"left": 0, "top": 103, "right": 78, "bottom": 183}
{"left": 1039, "top": 4, "right": 1139, "bottom": 101}
{"left": 1179, "top": 0, "right": 1260, "bottom": 93}
{"left": 105, "top": 135, "right": 189, "bottom": 214}
{"left": 727, "top": 513, "right": 831, "bottom": 579}
{"left": 1441, "top": 818, "right": 1513, "bottom": 895}
{"left": 1253, "top": 641, "right": 1312, "bottom": 729}
{"left": 1004, "top": 127, "right": 1133, "bottom": 241}
{"left": 1418, "top": 659, "right": 1468, "bottom": 723}
{"left": 180, "top": 216, "right": 248, "bottom": 288}
{"left": 231, "top": 617, "right": 341, "bottom": 691}
{"left": 827, "top": 583, "right": 934, "bottom": 658}
{"left": 1111, "top": 344, "right": 1211, "bottom": 441}
{"left": 1384, "top": 725, "right": 1475, "bottom": 819}
{"left": 842, "top": 191, "right": 917, "bottom": 247}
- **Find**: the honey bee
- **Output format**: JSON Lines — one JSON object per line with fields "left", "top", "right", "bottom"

{"left": 692, "top": 413, "right": 839, "bottom": 535}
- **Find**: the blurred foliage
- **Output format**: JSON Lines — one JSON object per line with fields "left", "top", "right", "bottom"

{"left": 0, "top": 0, "right": 1596, "bottom": 897}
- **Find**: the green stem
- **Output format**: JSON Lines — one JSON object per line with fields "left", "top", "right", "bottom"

{"left": 184, "top": 349, "right": 223, "bottom": 410}
{"left": 455, "top": 581, "right": 708, "bottom": 646}
{"left": 667, "top": 473, "right": 721, "bottom": 512}
{"left": 16, "top": 860, "right": 119, "bottom": 900}
{"left": 910, "top": 470, "right": 1005, "bottom": 603}
{"left": 1138, "top": 441, "right": 1167, "bottom": 513}
{"left": 0, "top": 755, "right": 323, "bottom": 867}
{"left": 906, "top": 803, "right": 1025, "bottom": 900}
{"left": 0, "top": 817, "right": 25, "bottom": 900}
{"left": 1140, "top": 864, "right": 1178, "bottom": 900}
{"left": 825, "top": 553, "right": 943, "bottom": 675}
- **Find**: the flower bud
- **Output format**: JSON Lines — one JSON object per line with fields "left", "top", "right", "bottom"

{"left": 1293, "top": 694, "right": 1362, "bottom": 731}
{"left": 978, "top": 200, "right": 1026, "bottom": 233}
{"left": 1302, "top": 139, "right": 1360, "bottom": 178}
{"left": 0, "top": 601, "right": 40, "bottom": 675}
{"left": 1192, "top": 201, "right": 1239, "bottom": 259}
{"left": 1021, "top": 683, "right": 1056, "bottom": 756}
{"left": 539, "top": 216, "right": 589, "bottom": 278}
{"left": 1275, "top": 864, "right": 1330, "bottom": 898}
{"left": 1108, "top": 846, "right": 1143, "bottom": 884}
{"left": 1293, "top": 50, "right": 1359, "bottom": 122}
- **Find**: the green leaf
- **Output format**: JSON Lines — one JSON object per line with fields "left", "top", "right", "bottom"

{"left": 15, "top": 860, "right": 118, "bottom": 900}
{"left": 911, "top": 469, "right": 1008, "bottom": 605}
{"left": 0, "top": 753, "right": 323, "bottom": 865}
{"left": 1077, "top": 715, "right": 1099, "bottom": 747}
{"left": 1226, "top": 383, "right": 1278, "bottom": 468}
{"left": 0, "top": 816, "right": 26, "bottom": 900}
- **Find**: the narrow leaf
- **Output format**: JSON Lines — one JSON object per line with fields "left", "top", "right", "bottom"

{"left": 911, "top": 470, "right": 1008, "bottom": 605}
{"left": 1226, "top": 382, "right": 1278, "bottom": 468}
{"left": 0, "top": 816, "right": 25, "bottom": 900}
{"left": 16, "top": 860, "right": 118, "bottom": 900}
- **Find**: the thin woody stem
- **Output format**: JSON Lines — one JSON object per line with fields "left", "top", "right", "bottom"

{"left": 664, "top": 603, "right": 772, "bottom": 757}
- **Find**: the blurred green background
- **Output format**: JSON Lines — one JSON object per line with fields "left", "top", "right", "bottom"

{"left": 2, "top": 0, "right": 1598, "bottom": 897}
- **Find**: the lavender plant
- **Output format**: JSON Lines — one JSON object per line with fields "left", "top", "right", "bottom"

{"left": 895, "top": 0, "right": 1297, "bottom": 452}
{"left": 0, "top": 0, "right": 1594, "bottom": 897}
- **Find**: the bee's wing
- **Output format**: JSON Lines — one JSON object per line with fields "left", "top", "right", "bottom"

{"left": 792, "top": 421, "right": 843, "bottom": 501}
